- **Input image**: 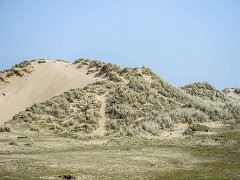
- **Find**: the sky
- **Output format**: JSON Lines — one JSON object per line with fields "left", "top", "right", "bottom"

{"left": 0, "top": 0, "right": 239, "bottom": 89}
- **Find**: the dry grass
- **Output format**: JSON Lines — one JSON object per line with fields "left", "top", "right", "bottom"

{"left": 0, "top": 60, "right": 33, "bottom": 83}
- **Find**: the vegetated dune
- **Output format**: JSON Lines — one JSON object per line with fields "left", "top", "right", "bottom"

{"left": 0, "top": 60, "right": 100, "bottom": 124}
{"left": 222, "top": 88, "right": 240, "bottom": 100}
{"left": 181, "top": 82, "right": 231, "bottom": 102}
{"left": 7, "top": 59, "right": 240, "bottom": 137}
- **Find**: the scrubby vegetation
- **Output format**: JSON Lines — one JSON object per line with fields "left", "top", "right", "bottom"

{"left": 8, "top": 60, "right": 240, "bottom": 137}
{"left": 37, "top": 60, "right": 46, "bottom": 64}
{"left": 9, "top": 83, "right": 105, "bottom": 135}
{"left": 13, "top": 61, "right": 31, "bottom": 68}
{"left": 0, "top": 60, "right": 33, "bottom": 83}
{"left": 222, "top": 88, "right": 231, "bottom": 94}
{"left": 73, "top": 58, "right": 93, "bottom": 64}
{"left": 223, "top": 88, "right": 240, "bottom": 95}
{"left": 181, "top": 82, "right": 231, "bottom": 102}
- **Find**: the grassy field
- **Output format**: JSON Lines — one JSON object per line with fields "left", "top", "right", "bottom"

{"left": 0, "top": 123, "right": 240, "bottom": 180}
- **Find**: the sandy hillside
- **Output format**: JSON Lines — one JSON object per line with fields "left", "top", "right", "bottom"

{"left": 0, "top": 60, "right": 99, "bottom": 124}
{"left": 227, "top": 89, "right": 240, "bottom": 100}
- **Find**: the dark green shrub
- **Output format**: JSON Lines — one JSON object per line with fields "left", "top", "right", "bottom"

{"left": 38, "top": 60, "right": 46, "bottom": 64}
{"left": 188, "top": 124, "right": 210, "bottom": 132}
{"left": 13, "top": 61, "right": 31, "bottom": 68}
{"left": 0, "top": 126, "right": 10, "bottom": 132}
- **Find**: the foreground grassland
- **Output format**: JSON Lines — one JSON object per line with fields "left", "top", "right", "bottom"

{"left": 0, "top": 123, "right": 239, "bottom": 180}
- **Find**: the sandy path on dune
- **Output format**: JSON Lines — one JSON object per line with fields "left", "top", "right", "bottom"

{"left": 92, "top": 94, "right": 108, "bottom": 136}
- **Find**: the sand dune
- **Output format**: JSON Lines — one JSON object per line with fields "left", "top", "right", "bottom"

{"left": 0, "top": 60, "right": 98, "bottom": 124}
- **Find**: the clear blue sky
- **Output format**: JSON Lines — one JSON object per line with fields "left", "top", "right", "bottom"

{"left": 0, "top": 0, "right": 239, "bottom": 89}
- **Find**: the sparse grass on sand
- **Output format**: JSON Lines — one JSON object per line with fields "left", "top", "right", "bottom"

{"left": 0, "top": 122, "right": 239, "bottom": 179}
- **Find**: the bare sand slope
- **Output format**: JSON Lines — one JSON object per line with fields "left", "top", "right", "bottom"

{"left": 0, "top": 60, "right": 98, "bottom": 124}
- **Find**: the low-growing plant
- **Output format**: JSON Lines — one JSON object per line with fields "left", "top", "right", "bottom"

{"left": 13, "top": 60, "right": 31, "bottom": 68}
{"left": 234, "top": 88, "right": 240, "bottom": 95}
{"left": 140, "top": 121, "right": 161, "bottom": 135}
{"left": 108, "top": 72, "right": 122, "bottom": 82}
{"left": 37, "top": 60, "right": 46, "bottom": 64}
{"left": 188, "top": 124, "right": 210, "bottom": 132}
{"left": 0, "top": 126, "right": 10, "bottom": 132}
{"left": 5, "top": 70, "right": 15, "bottom": 77}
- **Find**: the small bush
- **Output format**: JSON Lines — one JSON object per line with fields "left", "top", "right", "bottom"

{"left": 9, "top": 141, "right": 18, "bottom": 146}
{"left": 0, "top": 126, "right": 10, "bottom": 132}
{"left": 183, "top": 128, "right": 195, "bottom": 136}
{"left": 13, "top": 69, "right": 24, "bottom": 77}
{"left": 183, "top": 124, "right": 210, "bottom": 136}
{"left": 140, "top": 121, "right": 161, "bottom": 135}
{"left": 62, "top": 119, "right": 74, "bottom": 127}
{"left": 128, "top": 76, "right": 149, "bottom": 92}
{"left": 107, "top": 104, "right": 136, "bottom": 124}
{"left": 109, "top": 72, "right": 122, "bottom": 82}
{"left": 29, "top": 127, "right": 39, "bottom": 132}
{"left": 234, "top": 89, "right": 240, "bottom": 95}
{"left": 106, "top": 119, "right": 119, "bottom": 131}
{"left": 13, "top": 61, "right": 31, "bottom": 68}
{"left": 188, "top": 124, "right": 210, "bottom": 132}
{"left": 85, "top": 109, "right": 99, "bottom": 124}
{"left": 97, "top": 63, "right": 122, "bottom": 77}
{"left": 208, "top": 106, "right": 230, "bottom": 121}
{"left": 38, "top": 60, "right": 46, "bottom": 64}
{"left": 0, "top": 75, "right": 8, "bottom": 82}
{"left": 5, "top": 70, "right": 15, "bottom": 77}
{"left": 73, "top": 58, "right": 92, "bottom": 64}
{"left": 155, "top": 115, "right": 173, "bottom": 129}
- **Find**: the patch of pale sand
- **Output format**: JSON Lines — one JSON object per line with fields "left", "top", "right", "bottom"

{"left": 158, "top": 123, "right": 188, "bottom": 139}
{"left": 198, "top": 121, "right": 224, "bottom": 129}
{"left": 79, "top": 139, "right": 109, "bottom": 145}
{"left": 0, "top": 60, "right": 98, "bottom": 124}
{"left": 140, "top": 123, "right": 188, "bottom": 140}
{"left": 92, "top": 94, "right": 108, "bottom": 137}
{"left": 192, "top": 122, "right": 224, "bottom": 136}
{"left": 161, "top": 122, "right": 225, "bottom": 138}
{"left": 143, "top": 122, "right": 224, "bottom": 140}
